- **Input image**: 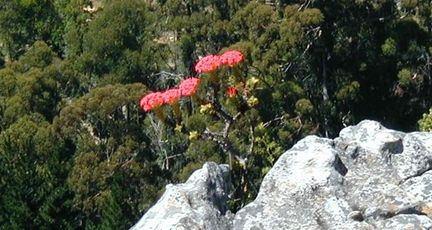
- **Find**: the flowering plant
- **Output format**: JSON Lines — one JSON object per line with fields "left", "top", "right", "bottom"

{"left": 179, "top": 77, "right": 200, "bottom": 96}
{"left": 137, "top": 48, "right": 309, "bottom": 210}
{"left": 138, "top": 49, "right": 259, "bottom": 173}
{"left": 220, "top": 50, "right": 244, "bottom": 66}
{"left": 226, "top": 86, "right": 238, "bottom": 97}
{"left": 139, "top": 50, "right": 248, "bottom": 113}
{"left": 163, "top": 89, "right": 181, "bottom": 104}
{"left": 140, "top": 92, "right": 164, "bottom": 112}
{"left": 194, "top": 55, "right": 221, "bottom": 73}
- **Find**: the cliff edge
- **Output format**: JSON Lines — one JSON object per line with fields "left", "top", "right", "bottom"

{"left": 132, "top": 120, "right": 432, "bottom": 229}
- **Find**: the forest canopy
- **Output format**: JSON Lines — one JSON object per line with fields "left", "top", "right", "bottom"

{"left": 1, "top": 0, "right": 432, "bottom": 228}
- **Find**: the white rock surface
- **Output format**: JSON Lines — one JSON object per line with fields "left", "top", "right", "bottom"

{"left": 234, "top": 120, "right": 432, "bottom": 229}
{"left": 131, "top": 162, "right": 233, "bottom": 230}
{"left": 133, "top": 120, "right": 432, "bottom": 230}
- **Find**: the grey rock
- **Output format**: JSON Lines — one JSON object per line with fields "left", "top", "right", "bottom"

{"left": 375, "top": 214, "right": 432, "bottom": 230}
{"left": 233, "top": 120, "right": 432, "bottom": 229}
{"left": 133, "top": 120, "right": 432, "bottom": 230}
{"left": 233, "top": 136, "right": 349, "bottom": 229}
{"left": 131, "top": 162, "right": 233, "bottom": 230}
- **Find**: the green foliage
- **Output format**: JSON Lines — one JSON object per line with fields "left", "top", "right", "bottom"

{"left": 336, "top": 81, "right": 361, "bottom": 102}
{"left": 3, "top": 0, "right": 432, "bottom": 228}
{"left": 295, "top": 98, "right": 314, "bottom": 115}
{"left": 178, "top": 140, "right": 221, "bottom": 181}
{"left": 53, "top": 83, "right": 166, "bottom": 227}
{"left": 419, "top": 108, "right": 432, "bottom": 131}
{"left": 185, "top": 113, "right": 209, "bottom": 133}
{"left": 0, "top": 41, "right": 61, "bottom": 130}
{"left": 398, "top": 68, "right": 413, "bottom": 86}
{"left": 54, "top": 83, "right": 146, "bottom": 138}
{"left": 0, "top": 0, "right": 64, "bottom": 60}
{"left": 99, "top": 190, "right": 124, "bottom": 230}
{"left": 382, "top": 38, "right": 397, "bottom": 56}
{"left": 79, "top": 0, "right": 163, "bottom": 85}
{"left": 0, "top": 114, "right": 74, "bottom": 229}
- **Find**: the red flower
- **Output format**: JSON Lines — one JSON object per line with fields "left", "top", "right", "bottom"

{"left": 162, "top": 88, "right": 181, "bottom": 104}
{"left": 226, "top": 86, "right": 237, "bottom": 97}
{"left": 195, "top": 55, "right": 221, "bottom": 73}
{"left": 140, "top": 92, "right": 164, "bottom": 112}
{"left": 220, "top": 50, "right": 244, "bottom": 66}
{"left": 179, "top": 77, "right": 200, "bottom": 96}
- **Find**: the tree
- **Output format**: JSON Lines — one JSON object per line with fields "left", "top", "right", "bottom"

{"left": 0, "top": 41, "right": 61, "bottom": 130}
{"left": 54, "top": 83, "right": 166, "bottom": 227}
{"left": 0, "top": 0, "right": 64, "bottom": 61}
{"left": 0, "top": 114, "right": 75, "bottom": 229}
{"left": 309, "top": 0, "right": 432, "bottom": 132}
{"left": 78, "top": 0, "right": 166, "bottom": 85}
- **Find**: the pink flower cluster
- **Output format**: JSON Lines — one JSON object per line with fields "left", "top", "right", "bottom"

{"left": 220, "top": 50, "right": 245, "bottom": 66}
{"left": 194, "top": 55, "right": 221, "bottom": 73}
{"left": 140, "top": 92, "right": 164, "bottom": 112}
{"left": 140, "top": 50, "right": 244, "bottom": 112}
{"left": 179, "top": 78, "right": 201, "bottom": 96}
{"left": 195, "top": 50, "right": 244, "bottom": 73}
{"left": 140, "top": 77, "right": 200, "bottom": 112}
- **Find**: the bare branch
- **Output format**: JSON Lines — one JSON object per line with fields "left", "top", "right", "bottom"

{"left": 148, "top": 114, "right": 170, "bottom": 170}
{"left": 263, "top": 114, "right": 289, "bottom": 128}
{"left": 247, "top": 125, "right": 255, "bottom": 156}
{"left": 299, "top": 0, "right": 313, "bottom": 11}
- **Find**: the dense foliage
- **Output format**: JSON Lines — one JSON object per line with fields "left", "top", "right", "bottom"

{"left": 1, "top": 0, "right": 432, "bottom": 228}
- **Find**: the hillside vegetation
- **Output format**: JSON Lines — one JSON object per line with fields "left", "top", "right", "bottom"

{"left": 1, "top": 0, "right": 432, "bottom": 228}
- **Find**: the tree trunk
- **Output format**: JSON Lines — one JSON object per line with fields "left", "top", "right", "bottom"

{"left": 322, "top": 52, "right": 330, "bottom": 137}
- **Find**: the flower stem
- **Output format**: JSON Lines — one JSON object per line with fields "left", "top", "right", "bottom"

{"left": 233, "top": 65, "right": 242, "bottom": 82}
{"left": 172, "top": 101, "right": 182, "bottom": 120}
{"left": 154, "top": 107, "right": 166, "bottom": 123}
{"left": 209, "top": 71, "right": 219, "bottom": 84}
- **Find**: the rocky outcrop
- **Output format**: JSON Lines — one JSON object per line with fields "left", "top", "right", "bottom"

{"left": 233, "top": 120, "right": 432, "bottom": 229}
{"left": 131, "top": 162, "right": 233, "bottom": 230}
{"left": 132, "top": 120, "right": 432, "bottom": 229}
